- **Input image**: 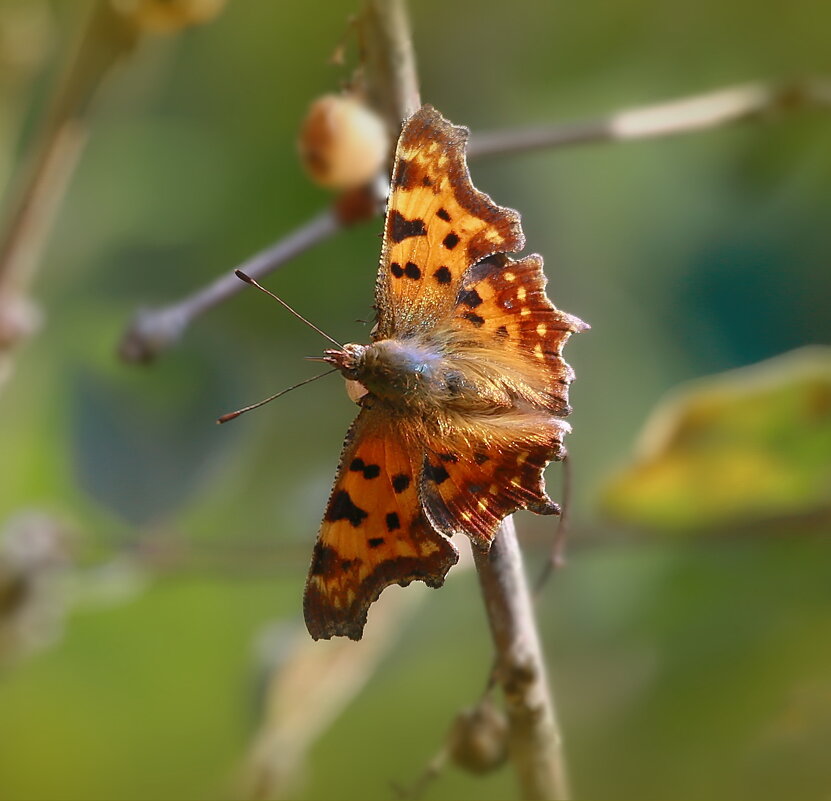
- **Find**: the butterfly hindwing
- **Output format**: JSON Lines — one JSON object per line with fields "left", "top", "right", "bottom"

{"left": 374, "top": 105, "right": 525, "bottom": 339}
{"left": 452, "top": 253, "right": 589, "bottom": 415}
{"left": 419, "top": 416, "right": 569, "bottom": 548}
{"left": 303, "top": 409, "right": 459, "bottom": 640}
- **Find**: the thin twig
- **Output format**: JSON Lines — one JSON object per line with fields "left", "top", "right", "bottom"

{"left": 358, "top": 0, "right": 421, "bottom": 134}
{"left": 473, "top": 518, "right": 570, "bottom": 800}
{"left": 468, "top": 77, "right": 831, "bottom": 159}
{"left": 118, "top": 208, "right": 340, "bottom": 362}
{"left": 533, "top": 455, "right": 572, "bottom": 596}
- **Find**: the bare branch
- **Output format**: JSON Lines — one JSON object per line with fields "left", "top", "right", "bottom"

{"left": 468, "top": 77, "right": 831, "bottom": 160}
{"left": 473, "top": 518, "right": 570, "bottom": 801}
{"left": 358, "top": 0, "right": 421, "bottom": 133}
{"left": 118, "top": 208, "right": 340, "bottom": 363}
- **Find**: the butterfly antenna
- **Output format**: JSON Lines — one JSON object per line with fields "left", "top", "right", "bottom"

{"left": 217, "top": 369, "right": 338, "bottom": 424}
{"left": 235, "top": 270, "right": 343, "bottom": 348}
{"left": 533, "top": 453, "right": 572, "bottom": 597}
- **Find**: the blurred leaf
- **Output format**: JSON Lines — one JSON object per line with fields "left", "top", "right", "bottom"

{"left": 601, "top": 346, "right": 831, "bottom": 532}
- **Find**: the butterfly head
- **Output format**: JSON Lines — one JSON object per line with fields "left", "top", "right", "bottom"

{"left": 322, "top": 343, "right": 367, "bottom": 380}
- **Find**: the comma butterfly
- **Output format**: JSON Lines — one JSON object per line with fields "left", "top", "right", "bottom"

{"left": 303, "top": 105, "right": 588, "bottom": 640}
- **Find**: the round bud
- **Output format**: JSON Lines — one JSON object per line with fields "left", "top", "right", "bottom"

{"left": 298, "top": 94, "right": 389, "bottom": 190}
{"left": 448, "top": 698, "right": 509, "bottom": 774}
{"left": 110, "top": 0, "right": 227, "bottom": 34}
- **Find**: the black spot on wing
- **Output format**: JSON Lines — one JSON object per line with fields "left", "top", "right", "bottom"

{"left": 368, "top": 537, "right": 385, "bottom": 548}
{"left": 349, "top": 458, "right": 380, "bottom": 479}
{"left": 474, "top": 452, "right": 490, "bottom": 465}
{"left": 385, "top": 512, "right": 401, "bottom": 532}
{"left": 404, "top": 261, "right": 421, "bottom": 280}
{"left": 434, "top": 266, "right": 451, "bottom": 285}
{"left": 439, "top": 453, "right": 459, "bottom": 463}
{"left": 424, "top": 463, "right": 450, "bottom": 484}
{"left": 325, "top": 490, "right": 368, "bottom": 527}
{"left": 462, "top": 311, "right": 485, "bottom": 327}
{"left": 310, "top": 543, "right": 338, "bottom": 576}
{"left": 391, "top": 262, "right": 404, "bottom": 278}
{"left": 390, "top": 210, "right": 427, "bottom": 243}
{"left": 495, "top": 325, "right": 509, "bottom": 338}
{"left": 458, "top": 288, "right": 483, "bottom": 308}
{"left": 442, "top": 232, "right": 460, "bottom": 250}
{"left": 392, "top": 474, "right": 411, "bottom": 493}
{"left": 394, "top": 158, "right": 414, "bottom": 189}
{"left": 437, "top": 208, "right": 451, "bottom": 222}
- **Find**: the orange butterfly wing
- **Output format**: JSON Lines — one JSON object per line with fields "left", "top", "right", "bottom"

{"left": 419, "top": 254, "right": 586, "bottom": 546}
{"left": 303, "top": 409, "right": 458, "bottom": 640}
{"left": 419, "top": 418, "right": 567, "bottom": 549}
{"left": 304, "top": 105, "right": 587, "bottom": 640}
{"left": 451, "top": 252, "right": 589, "bottom": 414}
{"left": 374, "top": 105, "right": 524, "bottom": 339}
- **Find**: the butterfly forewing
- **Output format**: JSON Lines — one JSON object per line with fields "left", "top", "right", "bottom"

{"left": 374, "top": 106, "right": 525, "bottom": 339}
{"left": 303, "top": 409, "right": 459, "bottom": 640}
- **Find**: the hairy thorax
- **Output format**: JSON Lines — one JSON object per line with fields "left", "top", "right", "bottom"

{"left": 324, "top": 336, "right": 516, "bottom": 418}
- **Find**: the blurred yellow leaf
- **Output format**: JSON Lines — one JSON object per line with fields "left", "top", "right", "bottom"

{"left": 601, "top": 347, "right": 831, "bottom": 532}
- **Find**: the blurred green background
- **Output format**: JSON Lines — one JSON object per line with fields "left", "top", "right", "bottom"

{"left": 0, "top": 1, "right": 830, "bottom": 800}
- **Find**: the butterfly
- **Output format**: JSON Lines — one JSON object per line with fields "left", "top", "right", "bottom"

{"left": 303, "top": 105, "right": 588, "bottom": 640}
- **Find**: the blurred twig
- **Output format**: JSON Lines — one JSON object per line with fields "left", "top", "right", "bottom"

{"left": 468, "top": 77, "right": 831, "bottom": 159}
{"left": 118, "top": 75, "right": 831, "bottom": 363}
{"left": 533, "top": 455, "right": 572, "bottom": 596}
{"left": 0, "top": 0, "right": 228, "bottom": 363}
{"left": 241, "top": 596, "right": 423, "bottom": 801}
{"left": 0, "top": 2, "right": 138, "bottom": 353}
{"left": 241, "top": 549, "right": 477, "bottom": 801}
{"left": 119, "top": 208, "right": 341, "bottom": 362}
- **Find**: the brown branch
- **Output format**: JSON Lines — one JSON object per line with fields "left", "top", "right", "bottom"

{"left": 473, "top": 518, "right": 570, "bottom": 800}
{"left": 118, "top": 208, "right": 340, "bottom": 362}
{"left": 468, "top": 77, "right": 831, "bottom": 159}
{"left": 357, "top": 0, "right": 421, "bottom": 134}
